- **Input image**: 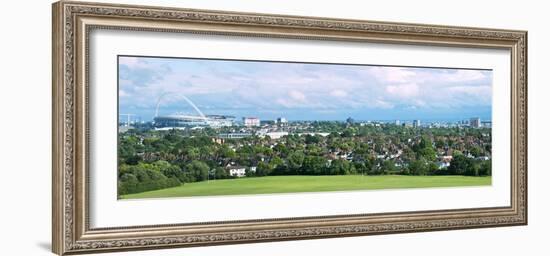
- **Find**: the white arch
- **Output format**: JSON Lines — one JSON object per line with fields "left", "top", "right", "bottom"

{"left": 154, "top": 92, "right": 169, "bottom": 117}
{"left": 180, "top": 95, "right": 206, "bottom": 119}
{"left": 155, "top": 92, "right": 206, "bottom": 120}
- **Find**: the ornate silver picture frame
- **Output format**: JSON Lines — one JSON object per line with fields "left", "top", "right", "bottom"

{"left": 52, "top": 1, "right": 527, "bottom": 255}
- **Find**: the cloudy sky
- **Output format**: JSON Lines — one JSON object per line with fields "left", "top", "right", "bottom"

{"left": 118, "top": 56, "right": 492, "bottom": 122}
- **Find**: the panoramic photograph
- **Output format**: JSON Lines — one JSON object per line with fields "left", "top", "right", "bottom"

{"left": 117, "top": 55, "right": 493, "bottom": 199}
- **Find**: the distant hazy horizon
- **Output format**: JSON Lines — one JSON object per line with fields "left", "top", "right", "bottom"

{"left": 118, "top": 56, "right": 493, "bottom": 122}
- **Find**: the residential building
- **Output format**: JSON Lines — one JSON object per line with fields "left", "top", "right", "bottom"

{"left": 226, "top": 166, "right": 246, "bottom": 177}
{"left": 243, "top": 117, "right": 260, "bottom": 127}
{"left": 266, "top": 131, "right": 288, "bottom": 139}
{"left": 217, "top": 133, "right": 252, "bottom": 139}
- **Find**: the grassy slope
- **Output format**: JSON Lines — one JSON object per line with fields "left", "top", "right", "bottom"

{"left": 120, "top": 175, "right": 491, "bottom": 199}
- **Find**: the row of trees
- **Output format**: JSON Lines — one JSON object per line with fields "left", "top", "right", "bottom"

{"left": 118, "top": 123, "right": 492, "bottom": 195}
{"left": 118, "top": 160, "right": 220, "bottom": 195}
{"left": 118, "top": 162, "right": 181, "bottom": 195}
{"left": 250, "top": 152, "right": 491, "bottom": 177}
{"left": 119, "top": 152, "right": 491, "bottom": 195}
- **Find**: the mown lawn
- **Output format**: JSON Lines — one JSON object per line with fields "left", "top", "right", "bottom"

{"left": 120, "top": 175, "right": 491, "bottom": 199}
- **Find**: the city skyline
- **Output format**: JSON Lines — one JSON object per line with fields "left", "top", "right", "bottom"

{"left": 119, "top": 56, "right": 493, "bottom": 122}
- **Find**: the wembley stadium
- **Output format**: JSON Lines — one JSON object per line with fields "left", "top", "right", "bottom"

{"left": 153, "top": 114, "right": 234, "bottom": 129}
{"left": 153, "top": 93, "right": 234, "bottom": 129}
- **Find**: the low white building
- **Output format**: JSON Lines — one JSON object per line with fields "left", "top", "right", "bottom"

{"left": 298, "top": 132, "right": 330, "bottom": 137}
{"left": 437, "top": 161, "right": 451, "bottom": 169}
{"left": 227, "top": 166, "right": 246, "bottom": 177}
{"left": 243, "top": 117, "right": 260, "bottom": 127}
{"left": 266, "top": 131, "right": 288, "bottom": 139}
{"left": 257, "top": 130, "right": 289, "bottom": 139}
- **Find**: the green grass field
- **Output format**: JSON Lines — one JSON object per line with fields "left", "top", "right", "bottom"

{"left": 120, "top": 175, "right": 491, "bottom": 199}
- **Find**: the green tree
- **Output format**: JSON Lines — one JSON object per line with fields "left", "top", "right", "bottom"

{"left": 213, "top": 167, "right": 228, "bottom": 179}
{"left": 469, "top": 146, "right": 482, "bottom": 158}
{"left": 328, "top": 159, "right": 354, "bottom": 175}
{"left": 341, "top": 129, "right": 354, "bottom": 138}
{"left": 117, "top": 162, "right": 181, "bottom": 195}
{"left": 447, "top": 154, "right": 474, "bottom": 176}
{"left": 415, "top": 135, "right": 437, "bottom": 161}
{"left": 185, "top": 148, "right": 200, "bottom": 161}
{"left": 154, "top": 160, "right": 185, "bottom": 183}
{"left": 418, "top": 147, "right": 437, "bottom": 161}
{"left": 428, "top": 162, "right": 439, "bottom": 175}
{"left": 118, "top": 173, "right": 138, "bottom": 195}
{"left": 435, "top": 138, "right": 446, "bottom": 148}
{"left": 270, "top": 156, "right": 284, "bottom": 168}
{"left": 256, "top": 162, "right": 273, "bottom": 176}
{"left": 409, "top": 158, "right": 429, "bottom": 176}
{"left": 418, "top": 136, "right": 432, "bottom": 149}
{"left": 185, "top": 160, "right": 210, "bottom": 182}
{"left": 287, "top": 151, "right": 305, "bottom": 173}
{"left": 273, "top": 143, "right": 289, "bottom": 157}
{"left": 382, "top": 160, "right": 396, "bottom": 173}
{"left": 219, "top": 145, "right": 236, "bottom": 159}
{"left": 354, "top": 162, "right": 368, "bottom": 176}
{"left": 302, "top": 156, "right": 327, "bottom": 175}
{"left": 305, "top": 134, "right": 320, "bottom": 144}
{"left": 479, "top": 160, "right": 492, "bottom": 176}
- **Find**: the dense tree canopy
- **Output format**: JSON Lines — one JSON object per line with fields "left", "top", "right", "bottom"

{"left": 118, "top": 122, "right": 492, "bottom": 196}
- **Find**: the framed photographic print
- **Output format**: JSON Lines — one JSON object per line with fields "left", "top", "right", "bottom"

{"left": 52, "top": 1, "right": 527, "bottom": 255}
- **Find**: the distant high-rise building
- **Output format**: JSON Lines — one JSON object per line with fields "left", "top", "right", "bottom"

{"left": 470, "top": 117, "right": 481, "bottom": 128}
{"left": 395, "top": 120, "right": 400, "bottom": 126}
{"left": 413, "top": 119, "right": 421, "bottom": 128}
{"left": 346, "top": 117, "right": 355, "bottom": 124}
{"left": 243, "top": 117, "right": 260, "bottom": 127}
{"left": 276, "top": 117, "right": 288, "bottom": 124}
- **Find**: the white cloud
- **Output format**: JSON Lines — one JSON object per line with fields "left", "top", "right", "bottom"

{"left": 440, "top": 70, "right": 488, "bottom": 82}
{"left": 330, "top": 89, "right": 348, "bottom": 98}
{"left": 372, "top": 99, "right": 394, "bottom": 109}
{"left": 413, "top": 99, "right": 427, "bottom": 107}
{"left": 369, "top": 67, "right": 416, "bottom": 83}
{"left": 119, "top": 57, "right": 493, "bottom": 118}
{"left": 385, "top": 83, "right": 419, "bottom": 98}
{"left": 119, "top": 56, "right": 153, "bottom": 69}
{"left": 119, "top": 89, "right": 129, "bottom": 97}
{"left": 274, "top": 90, "right": 308, "bottom": 108}
{"left": 289, "top": 90, "right": 306, "bottom": 102}
{"left": 119, "top": 57, "right": 139, "bottom": 67}
{"left": 448, "top": 85, "right": 492, "bottom": 95}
